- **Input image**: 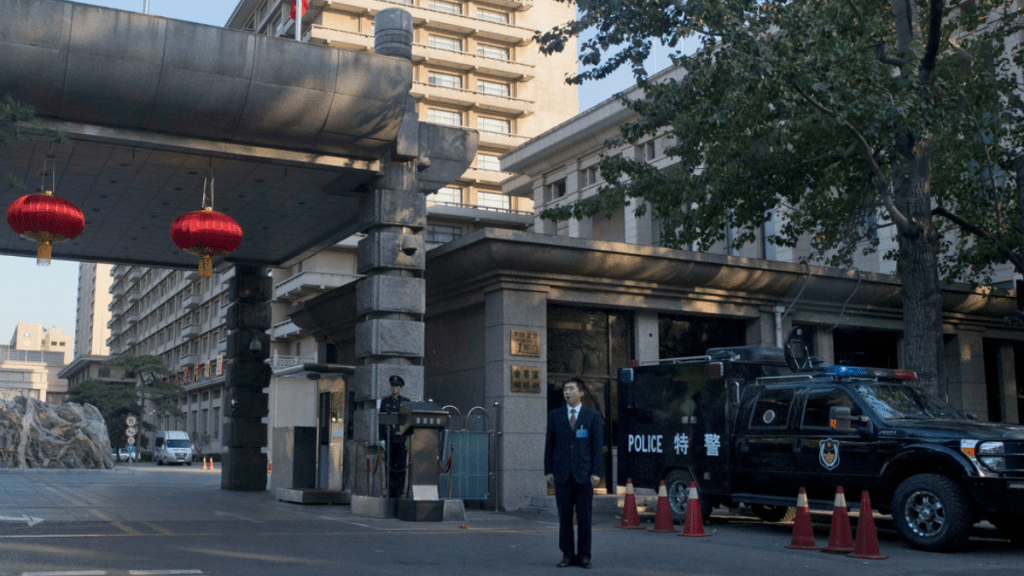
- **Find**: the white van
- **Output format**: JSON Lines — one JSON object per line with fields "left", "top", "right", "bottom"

{"left": 153, "top": 430, "right": 194, "bottom": 465}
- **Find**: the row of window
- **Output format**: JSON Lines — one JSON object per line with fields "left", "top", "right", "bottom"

{"left": 427, "top": 109, "right": 511, "bottom": 134}
{"left": 431, "top": 186, "right": 510, "bottom": 209}
{"left": 427, "top": 34, "right": 511, "bottom": 60}
{"left": 427, "top": 71, "right": 511, "bottom": 97}
{"left": 387, "top": 0, "right": 511, "bottom": 23}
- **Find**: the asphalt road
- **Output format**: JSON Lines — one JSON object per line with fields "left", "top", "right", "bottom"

{"left": 0, "top": 464, "right": 1021, "bottom": 576}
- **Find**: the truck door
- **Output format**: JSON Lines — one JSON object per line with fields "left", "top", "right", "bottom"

{"left": 791, "top": 386, "right": 883, "bottom": 501}
{"left": 733, "top": 385, "right": 800, "bottom": 498}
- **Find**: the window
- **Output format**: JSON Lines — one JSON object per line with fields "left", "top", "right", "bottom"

{"left": 477, "top": 79, "right": 510, "bottom": 97}
{"left": 749, "top": 388, "right": 796, "bottom": 429}
{"left": 477, "top": 44, "right": 510, "bottom": 60}
{"left": 428, "top": 71, "right": 462, "bottom": 89}
{"left": 477, "top": 191, "right": 510, "bottom": 210}
{"left": 429, "top": 0, "right": 462, "bottom": 14}
{"left": 579, "top": 167, "right": 598, "bottom": 187}
{"left": 428, "top": 34, "right": 462, "bottom": 52}
{"left": 477, "top": 116, "right": 510, "bottom": 134}
{"left": 477, "top": 154, "right": 501, "bottom": 171}
{"left": 428, "top": 108, "right": 462, "bottom": 126}
{"left": 427, "top": 224, "right": 463, "bottom": 244}
{"left": 544, "top": 180, "right": 567, "bottom": 201}
{"left": 801, "top": 389, "right": 862, "bottom": 430}
{"left": 476, "top": 8, "right": 509, "bottom": 23}
{"left": 212, "top": 407, "right": 220, "bottom": 439}
{"left": 646, "top": 140, "right": 656, "bottom": 160}
{"left": 432, "top": 186, "right": 462, "bottom": 204}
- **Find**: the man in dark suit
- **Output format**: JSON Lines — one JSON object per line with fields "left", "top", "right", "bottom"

{"left": 545, "top": 378, "right": 603, "bottom": 569}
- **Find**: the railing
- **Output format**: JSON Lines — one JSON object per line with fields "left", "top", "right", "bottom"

{"left": 425, "top": 199, "right": 532, "bottom": 216}
{"left": 267, "top": 354, "right": 318, "bottom": 369}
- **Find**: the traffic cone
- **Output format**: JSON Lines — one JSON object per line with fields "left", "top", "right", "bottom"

{"left": 679, "top": 482, "right": 710, "bottom": 537}
{"left": 648, "top": 481, "right": 678, "bottom": 533}
{"left": 821, "top": 486, "right": 855, "bottom": 553}
{"left": 848, "top": 491, "right": 887, "bottom": 560}
{"left": 202, "top": 457, "right": 208, "bottom": 471}
{"left": 785, "top": 487, "right": 819, "bottom": 550}
{"left": 617, "top": 478, "right": 643, "bottom": 529}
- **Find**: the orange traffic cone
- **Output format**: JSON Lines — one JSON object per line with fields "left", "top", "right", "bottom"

{"left": 821, "top": 486, "right": 855, "bottom": 553}
{"left": 849, "top": 491, "right": 887, "bottom": 560}
{"left": 617, "top": 478, "right": 643, "bottom": 529}
{"left": 679, "top": 482, "right": 710, "bottom": 537}
{"left": 785, "top": 487, "right": 819, "bottom": 550}
{"left": 202, "top": 457, "right": 208, "bottom": 471}
{"left": 648, "top": 481, "right": 678, "bottom": 533}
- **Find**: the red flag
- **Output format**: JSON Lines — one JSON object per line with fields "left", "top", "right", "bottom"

{"left": 290, "top": 0, "right": 308, "bottom": 19}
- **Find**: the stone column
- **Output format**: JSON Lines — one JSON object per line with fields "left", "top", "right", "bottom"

{"left": 221, "top": 264, "right": 272, "bottom": 491}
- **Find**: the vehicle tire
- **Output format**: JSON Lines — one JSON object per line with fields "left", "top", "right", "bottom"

{"left": 892, "top": 474, "right": 973, "bottom": 552}
{"left": 751, "top": 504, "right": 796, "bottom": 523}
{"left": 156, "top": 457, "right": 163, "bottom": 466}
{"left": 664, "top": 470, "right": 712, "bottom": 525}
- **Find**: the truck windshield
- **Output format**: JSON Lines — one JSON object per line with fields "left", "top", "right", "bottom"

{"left": 166, "top": 440, "right": 191, "bottom": 448}
{"left": 852, "top": 383, "right": 963, "bottom": 420}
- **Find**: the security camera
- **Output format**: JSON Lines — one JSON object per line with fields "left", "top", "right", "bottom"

{"left": 400, "top": 235, "right": 418, "bottom": 257}
{"left": 230, "top": 399, "right": 239, "bottom": 409}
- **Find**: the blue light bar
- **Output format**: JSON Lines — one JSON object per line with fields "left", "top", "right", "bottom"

{"left": 823, "top": 365, "right": 868, "bottom": 376}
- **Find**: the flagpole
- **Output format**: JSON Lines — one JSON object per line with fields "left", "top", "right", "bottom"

{"left": 295, "top": 1, "right": 302, "bottom": 42}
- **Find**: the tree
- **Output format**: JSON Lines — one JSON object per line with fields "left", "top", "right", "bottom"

{"left": 2, "top": 94, "right": 66, "bottom": 188}
{"left": 67, "top": 379, "right": 138, "bottom": 449}
{"left": 106, "top": 355, "right": 185, "bottom": 449}
{"left": 537, "top": 0, "right": 1023, "bottom": 396}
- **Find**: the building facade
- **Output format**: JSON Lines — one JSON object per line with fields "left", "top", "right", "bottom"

{"left": 2, "top": 322, "right": 72, "bottom": 404}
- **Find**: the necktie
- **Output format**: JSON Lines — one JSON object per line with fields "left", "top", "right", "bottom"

{"left": 570, "top": 409, "right": 577, "bottom": 428}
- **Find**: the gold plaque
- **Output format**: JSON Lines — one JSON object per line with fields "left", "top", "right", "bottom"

{"left": 511, "top": 365, "right": 542, "bottom": 393}
{"left": 510, "top": 329, "right": 541, "bottom": 357}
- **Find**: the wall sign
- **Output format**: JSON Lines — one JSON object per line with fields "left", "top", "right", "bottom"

{"left": 511, "top": 365, "right": 542, "bottom": 393}
{"left": 510, "top": 329, "right": 541, "bottom": 357}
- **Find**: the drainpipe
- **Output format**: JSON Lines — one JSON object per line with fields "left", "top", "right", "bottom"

{"left": 774, "top": 305, "right": 785, "bottom": 348}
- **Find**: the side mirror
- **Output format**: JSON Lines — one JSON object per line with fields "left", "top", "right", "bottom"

{"left": 829, "top": 406, "right": 854, "bottom": 431}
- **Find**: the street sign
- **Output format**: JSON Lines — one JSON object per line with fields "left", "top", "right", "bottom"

{"left": 126, "top": 415, "right": 137, "bottom": 426}
{"left": 126, "top": 427, "right": 137, "bottom": 437}
{"left": 127, "top": 437, "right": 136, "bottom": 445}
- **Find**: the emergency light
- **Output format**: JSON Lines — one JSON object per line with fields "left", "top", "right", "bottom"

{"left": 821, "top": 365, "right": 917, "bottom": 380}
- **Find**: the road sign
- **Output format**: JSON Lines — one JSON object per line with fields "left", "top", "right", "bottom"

{"left": 126, "top": 427, "right": 137, "bottom": 437}
{"left": 127, "top": 437, "right": 136, "bottom": 445}
{"left": 126, "top": 415, "right": 137, "bottom": 426}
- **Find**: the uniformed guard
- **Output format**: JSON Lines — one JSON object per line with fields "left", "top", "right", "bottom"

{"left": 379, "top": 375, "right": 410, "bottom": 497}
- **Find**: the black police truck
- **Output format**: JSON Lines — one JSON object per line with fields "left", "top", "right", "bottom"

{"left": 616, "top": 344, "right": 1024, "bottom": 551}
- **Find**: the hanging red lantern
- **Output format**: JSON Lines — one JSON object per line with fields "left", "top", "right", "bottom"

{"left": 7, "top": 189, "right": 85, "bottom": 266}
{"left": 170, "top": 178, "right": 242, "bottom": 279}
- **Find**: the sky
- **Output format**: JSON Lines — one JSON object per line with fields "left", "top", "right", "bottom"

{"left": 0, "top": 0, "right": 673, "bottom": 348}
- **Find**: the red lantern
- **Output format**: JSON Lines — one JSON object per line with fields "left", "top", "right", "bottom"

{"left": 171, "top": 206, "right": 243, "bottom": 279}
{"left": 7, "top": 190, "right": 85, "bottom": 266}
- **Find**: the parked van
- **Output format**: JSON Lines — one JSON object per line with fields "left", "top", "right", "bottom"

{"left": 153, "top": 430, "right": 194, "bottom": 465}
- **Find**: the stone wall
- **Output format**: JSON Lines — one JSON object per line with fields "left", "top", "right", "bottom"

{"left": 0, "top": 396, "right": 113, "bottom": 469}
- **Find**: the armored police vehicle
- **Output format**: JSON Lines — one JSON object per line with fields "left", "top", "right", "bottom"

{"left": 617, "top": 343, "right": 1024, "bottom": 551}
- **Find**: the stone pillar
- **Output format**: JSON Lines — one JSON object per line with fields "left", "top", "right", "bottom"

{"left": 484, "top": 283, "right": 548, "bottom": 511}
{"left": 996, "top": 342, "right": 1020, "bottom": 424}
{"left": 221, "top": 264, "right": 272, "bottom": 491}
{"left": 945, "top": 328, "right": 987, "bottom": 417}
{"left": 634, "top": 310, "right": 659, "bottom": 363}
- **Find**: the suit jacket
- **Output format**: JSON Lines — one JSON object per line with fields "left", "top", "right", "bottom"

{"left": 545, "top": 405, "right": 603, "bottom": 484}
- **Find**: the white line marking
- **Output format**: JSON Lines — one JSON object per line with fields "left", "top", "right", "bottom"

{"left": 128, "top": 571, "right": 205, "bottom": 575}
{"left": 0, "top": 514, "right": 45, "bottom": 527}
{"left": 22, "top": 571, "right": 106, "bottom": 576}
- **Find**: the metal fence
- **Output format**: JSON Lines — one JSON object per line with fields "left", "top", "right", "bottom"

{"left": 438, "top": 405, "right": 494, "bottom": 502}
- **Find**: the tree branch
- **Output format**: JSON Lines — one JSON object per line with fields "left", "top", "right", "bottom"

{"left": 933, "top": 203, "right": 1024, "bottom": 273}
{"left": 920, "top": 0, "right": 944, "bottom": 84}
{"left": 788, "top": 81, "right": 914, "bottom": 232}
{"left": 875, "top": 40, "right": 907, "bottom": 67}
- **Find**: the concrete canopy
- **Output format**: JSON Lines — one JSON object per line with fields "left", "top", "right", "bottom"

{"left": 0, "top": 0, "right": 414, "bottom": 270}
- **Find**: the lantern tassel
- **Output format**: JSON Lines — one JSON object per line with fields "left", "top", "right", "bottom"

{"left": 198, "top": 253, "right": 213, "bottom": 278}
{"left": 36, "top": 233, "right": 53, "bottom": 267}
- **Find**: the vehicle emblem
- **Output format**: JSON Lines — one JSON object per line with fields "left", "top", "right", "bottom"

{"left": 819, "top": 438, "right": 840, "bottom": 470}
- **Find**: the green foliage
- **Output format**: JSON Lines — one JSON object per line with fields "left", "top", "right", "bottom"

{"left": 68, "top": 379, "right": 138, "bottom": 448}
{"left": 2, "top": 94, "right": 67, "bottom": 190}
{"left": 537, "top": 0, "right": 1023, "bottom": 281}
{"left": 105, "top": 355, "right": 185, "bottom": 434}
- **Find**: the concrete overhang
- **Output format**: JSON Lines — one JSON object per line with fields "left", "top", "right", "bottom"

{"left": 0, "top": 0, "right": 417, "bottom": 270}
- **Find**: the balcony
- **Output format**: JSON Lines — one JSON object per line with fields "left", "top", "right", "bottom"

{"left": 410, "top": 82, "right": 534, "bottom": 117}
{"left": 112, "top": 265, "right": 127, "bottom": 279}
{"left": 272, "top": 319, "right": 302, "bottom": 341}
{"left": 460, "top": 166, "right": 515, "bottom": 186}
{"left": 181, "top": 323, "right": 199, "bottom": 340}
{"left": 273, "top": 271, "right": 360, "bottom": 303}
{"left": 124, "top": 334, "right": 137, "bottom": 347}
{"left": 178, "top": 352, "right": 192, "bottom": 366}
{"left": 123, "top": 309, "right": 139, "bottom": 325}
{"left": 309, "top": 25, "right": 372, "bottom": 51}
{"left": 425, "top": 201, "right": 533, "bottom": 227}
{"left": 182, "top": 292, "right": 202, "bottom": 310}
{"left": 126, "top": 288, "right": 140, "bottom": 304}
{"left": 127, "top": 268, "right": 143, "bottom": 283}
{"left": 476, "top": 129, "right": 530, "bottom": 149}
{"left": 414, "top": 45, "right": 534, "bottom": 80}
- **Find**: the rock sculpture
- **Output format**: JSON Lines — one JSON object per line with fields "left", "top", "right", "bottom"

{"left": 0, "top": 396, "right": 114, "bottom": 469}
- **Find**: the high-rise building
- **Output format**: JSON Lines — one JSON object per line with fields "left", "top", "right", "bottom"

{"left": 2, "top": 322, "right": 71, "bottom": 404}
{"left": 74, "top": 263, "right": 112, "bottom": 359}
{"left": 99, "top": 0, "right": 579, "bottom": 455}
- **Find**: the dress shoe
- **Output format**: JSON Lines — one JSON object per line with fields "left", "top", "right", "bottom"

{"left": 578, "top": 556, "right": 592, "bottom": 569}
{"left": 556, "top": 556, "right": 574, "bottom": 567}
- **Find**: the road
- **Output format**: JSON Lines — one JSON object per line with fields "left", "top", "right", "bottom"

{"left": 0, "top": 464, "right": 1020, "bottom": 576}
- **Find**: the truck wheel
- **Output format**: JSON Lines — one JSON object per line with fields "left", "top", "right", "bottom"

{"left": 751, "top": 504, "right": 796, "bottom": 523}
{"left": 664, "top": 470, "right": 712, "bottom": 525}
{"left": 892, "top": 474, "right": 973, "bottom": 552}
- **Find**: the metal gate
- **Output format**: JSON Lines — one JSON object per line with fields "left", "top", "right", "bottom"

{"left": 437, "top": 406, "right": 493, "bottom": 501}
